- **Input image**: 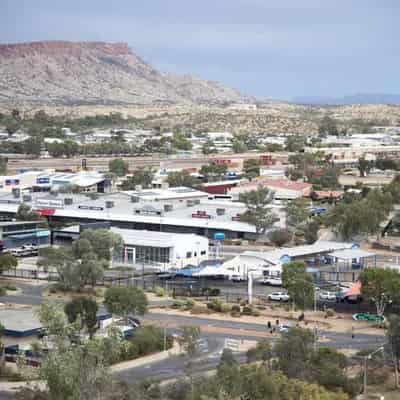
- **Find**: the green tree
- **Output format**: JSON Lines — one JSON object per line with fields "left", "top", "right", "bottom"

{"left": 218, "top": 348, "right": 237, "bottom": 369}
{"left": 318, "top": 116, "right": 338, "bottom": 137}
{"left": 104, "top": 286, "right": 148, "bottom": 321}
{"left": 286, "top": 198, "right": 309, "bottom": 228}
{"left": 386, "top": 314, "right": 400, "bottom": 388}
{"left": 285, "top": 135, "right": 306, "bottom": 152}
{"left": 38, "top": 230, "right": 122, "bottom": 291}
{"left": 0, "top": 156, "right": 7, "bottom": 175}
{"left": 0, "top": 253, "right": 18, "bottom": 273}
{"left": 239, "top": 186, "right": 275, "bottom": 236}
{"left": 304, "top": 220, "right": 320, "bottom": 244}
{"left": 108, "top": 158, "right": 129, "bottom": 177}
{"left": 282, "top": 261, "right": 314, "bottom": 310}
{"left": 232, "top": 140, "right": 247, "bottom": 153}
{"left": 274, "top": 327, "right": 314, "bottom": 379}
{"left": 202, "top": 140, "right": 217, "bottom": 155}
{"left": 246, "top": 340, "right": 272, "bottom": 366}
{"left": 199, "top": 163, "right": 228, "bottom": 182}
{"left": 167, "top": 171, "right": 198, "bottom": 188}
{"left": 268, "top": 229, "right": 292, "bottom": 247}
{"left": 326, "top": 189, "right": 393, "bottom": 240}
{"left": 359, "top": 268, "right": 400, "bottom": 316}
{"left": 172, "top": 133, "right": 192, "bottom": 151}
{"left": 64, "top": 297, "right": 98, "bottom": 338}
{"left": 243, "top": 158, "right": 261, "bottom": 179}
{"left": 179, "top": 325, "right": 200, "bottom": 356}
{"left": 358, "top": 157, "right": 373, "bottom": 177}
{"left": 120, "top": 168, "right": 154, "bottom": 190}
{"left": 15, "top": 204, "right": 41, "bottom": 221}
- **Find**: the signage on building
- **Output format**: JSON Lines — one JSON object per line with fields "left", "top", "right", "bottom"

{"left": 36, "top": 230, "right": 51, "bottom": 237}
{"left": 192, "top": 211, "right": 211, "bottom": 219}
{"left": 0, "top": 199, "right": 21, "bottom": 204}
{"left": 5, "top": 179, "right": 19, "bottom": 186}
{"left": 35, "top": 199, "right": 64, "bottom": 209}
{"left": 36, "top": 177, "right": 50, "bottom": 184}
{"left": 78, "top": 205, "right": 104, "bottom": 211}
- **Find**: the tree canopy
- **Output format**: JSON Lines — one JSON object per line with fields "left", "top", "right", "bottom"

{"left": 282, "top": 261, "right": 314, "bottom": 309}
{"left": 103, "top": 286, "right": 148, "bottom": 320}
{"left": 108, "top": 158, "right": 129, "bottom": 177}
{"left": 359, "top": 267, "right": 400, "bottom": 316}
{"left": 239, "top": 186, "right": 275, "bottom": 236}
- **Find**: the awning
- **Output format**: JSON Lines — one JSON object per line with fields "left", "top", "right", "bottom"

{"left": 193, "top": 265, "right": 231, "bottom": 277}
{"left": 328, "top": 249, "right": 375, "bottom": 260}
{"left": 345, "top": 281, "right": 361, "bottom": 297}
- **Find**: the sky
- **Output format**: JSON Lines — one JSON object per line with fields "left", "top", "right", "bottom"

{"left": 1, "top": 0, "right": 400, "bottom": 100}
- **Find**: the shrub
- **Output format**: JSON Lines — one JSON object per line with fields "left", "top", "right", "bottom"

{"left": 230, "top": 311, "right": 241, "bottom": 317}
{"left": 211, "top": 298, "right": 223, "bottom": 312}
{"left": 171, "top": 300, "right": 185, "bottom": 309}
{"left": 220, "top": 303, "right": 232, "bottom": 313}
{"left": 325, "top": 308, "right": 335, "bottom": 318}
{"left": 251, "top": 309, "right": 261, "bottom": 317}
{"left": 154, "top": 286, "right": 165, "bottom": 297}
{"left": 130, "top": 325, "right": 173, "bottom": 357}
{"left": 231, "top": 304, "right": 241, "bottom": 313}
{"left": 4, "top": 284, "right": 17, "bottom": 291}
{"left": 190, "top": 305, "right": 211, "bottom": 315}
{"left": 242, "top": 306, "right": 253, "bottom": 316}
{"left": 184, "top": 299, "right": 195, "bottom": 310}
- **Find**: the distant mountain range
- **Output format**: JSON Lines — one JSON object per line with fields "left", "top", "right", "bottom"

{"left": 0, "top": 41, "right": 251, "bottom": 106}
{"left": 293, "top": 94, "right": 400, "bottom": 106}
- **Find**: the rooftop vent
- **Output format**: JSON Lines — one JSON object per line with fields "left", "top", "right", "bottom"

{"left": 22, "top": 195, "right": 32, "bottom": 202}
{"left": 105, "top": 201, "right": 114, "bottom": 209}
{"left": 12, "top": 188, "right": 20, "bottom": 199}
{"left": 164, "top": 204, "right": 173, "bottom": 212}
{"left": 186, "top": 199, "right": 195, "bottom": 207}
{"left": 64, "top": 198, "right": 73, "bottom": 205}
{"left": 135, "top": 185, "right": 142, "bottom": 192}
{"left": 131, "top": 196, "right": 140, "bottom": 203}
{"left": 216, "top": 208, "right": 226, "bottom": 216}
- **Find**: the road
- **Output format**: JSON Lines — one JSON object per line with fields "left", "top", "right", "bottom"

{"left": 5, "top": 152, "right": 269, "bottom": 173}
{"left": 114, "top": 313, "right": 384, "bottom": 384}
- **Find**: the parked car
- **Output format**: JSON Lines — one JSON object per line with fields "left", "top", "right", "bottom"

{"left": 319, "top": 291, "right": 336, "bottom": 301}
{"left": 278, "top": 323, "right": 292, "bottom": 333}
{"left": 267, "top": 292, "right": 290, "bottom": 302}
{"left": 261, "top": 277, "right": 282, "bottom": 286}
{"left": 230, "top": 274, "right": 247, "bottom": 282}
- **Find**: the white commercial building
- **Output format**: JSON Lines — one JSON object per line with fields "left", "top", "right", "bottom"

{"left": 111, "top": 227, "right": 209, "bottom": 270}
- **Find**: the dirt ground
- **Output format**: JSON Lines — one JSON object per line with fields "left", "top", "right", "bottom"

{"left": 151, "top": 304, "right": 386, "bottom": 336}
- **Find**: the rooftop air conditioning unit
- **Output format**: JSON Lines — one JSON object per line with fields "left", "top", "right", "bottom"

{"left": 186, "top": 200, "right": 195, "bottom": 207}
{"left": 22, "top": 194, "right": 32, "bottom": 202}
{"left": 161, "top": 182, "right": 169, "bottom": 190}
{"left": 64, "top": 198, "right": 73, "bottom": 205}
{"left": 105, "top": 201, "right": 114, "bottom": 209}
{"left": 135, "top": 185, "right": 142, "bottom": 192}
{"left": 164, "top": 204, "right": 173, "bottom": 212}
{"left": 194, "top": 199, "right": 201, "bottom": 205}
{"left": 216, "top": 208, "right": 226, "bottom": 216}
{"left": 131, "top": 196, "right": 140, "bottom": 203}
{"left": 12, "top": 188, "right": 20, "bottom": 199}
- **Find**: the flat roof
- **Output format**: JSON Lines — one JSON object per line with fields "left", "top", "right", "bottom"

{"left": 111, "top": 227, "right": 207, "bottom": 248}
{"left": 0, "top": 221, "right": 39, "bottom": 227}
{"left": 0, "top": 308, "right": 42, "bottom": 333}
{"left": 0, "top": 191, "right": 264, "bottom": 233}
{"left": 328, "top": 249, "right": 376, "bottom": 260}
{"left": 244, "top": 241, "right": 354, "bottom": 265}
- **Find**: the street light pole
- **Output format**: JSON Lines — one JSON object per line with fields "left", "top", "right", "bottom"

{"left": 363, "top": 346, "right": 385, "bottom": 398}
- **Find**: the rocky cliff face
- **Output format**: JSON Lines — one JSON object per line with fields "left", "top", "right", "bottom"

{"left": 0, "top": 41, "right": 250, "bottom": 106}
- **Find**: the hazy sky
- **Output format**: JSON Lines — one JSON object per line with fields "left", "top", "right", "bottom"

{"left": 1, "top": 0, "right": 399, "bottom": 100}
